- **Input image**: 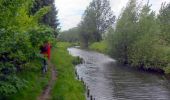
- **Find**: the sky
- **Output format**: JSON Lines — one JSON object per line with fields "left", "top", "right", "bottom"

{"left": 55, "top": 0, "right": 170, "bottom": 31}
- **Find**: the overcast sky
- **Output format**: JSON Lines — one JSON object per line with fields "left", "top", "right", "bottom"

{"left": 55, "top": 0, "right": 170, "bottom": 31}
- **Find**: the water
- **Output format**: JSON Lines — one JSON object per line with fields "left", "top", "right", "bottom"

{"left": 68, "top": 47, "right": 170, "bottom": 100}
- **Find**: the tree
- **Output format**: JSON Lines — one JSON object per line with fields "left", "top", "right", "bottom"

{"left": 107, "top": 0, "right": 138, "bottom": 64}
{"left": 79, "top": 0, "right": 115, "bottom": 48}
{"left": 106, "top": 0, "right": 170, "bottom": 73}
{"left": 158, "top": 2, "right": 170, "bottom": 73}
{"left": 31, "top": 0, "right": 60, "bottom": 37}
{"left": 158, "top": 2, "right": 170, "bottom": 44}
{"left": 128, "top": 3, "right": 161, "bottom": 68}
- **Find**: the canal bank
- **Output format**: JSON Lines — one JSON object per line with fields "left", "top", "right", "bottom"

{"left": 50, "top": 42, "right": 85, "bottom": 100}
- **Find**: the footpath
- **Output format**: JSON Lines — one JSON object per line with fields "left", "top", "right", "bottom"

{"left": 37, "top": 61, "right": 57, "bottom": 100}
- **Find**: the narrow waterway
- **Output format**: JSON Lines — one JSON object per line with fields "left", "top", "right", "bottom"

{"left": 68, "top": 47, "right": 170, "bottom": 100}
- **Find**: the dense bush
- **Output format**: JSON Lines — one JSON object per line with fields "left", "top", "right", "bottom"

{"left": 0, "top": 0, "right": 56, "bottom": 98}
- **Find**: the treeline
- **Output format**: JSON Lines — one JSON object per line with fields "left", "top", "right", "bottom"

{"left": 58, "top": 0, "right": 115, "bottom": 48}
{"left": 58, "top": 27, "right": 80, "bottom": 42}
{"left": 59, "top": 0, "right": 170, "bottom": 74}
{"left": 0, "top": 0, "right": 59, "bottom": 98}
{"left": 107, "top": 0, "right": 170, "bottom": 74}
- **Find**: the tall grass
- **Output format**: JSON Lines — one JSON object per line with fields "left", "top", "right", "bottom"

{"left": 51, "top": 42, "right": 85, "bottom": 100}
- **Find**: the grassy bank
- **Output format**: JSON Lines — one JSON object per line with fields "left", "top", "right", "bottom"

{"left": 7, "top": 62, "right": 51, "bottom": 100}
{"left": 89, "top": 41, "right": 107, "bottom": 53}
{"left": 51, "top": 42, "right": 85, "bottom": 100}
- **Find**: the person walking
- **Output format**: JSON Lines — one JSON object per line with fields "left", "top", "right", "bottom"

{"left": 40, "top": 41, "right": 51, "bottom": 73}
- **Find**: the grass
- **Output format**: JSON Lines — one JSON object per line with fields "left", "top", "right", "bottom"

{"left": 89, "top": 41, "right": 107, "bottom": 53}
{"left": 8, "top": 61, "right": 51, "bottom": 100}
{"left": 51, "top": 42, "right": 85, "bottom": 100}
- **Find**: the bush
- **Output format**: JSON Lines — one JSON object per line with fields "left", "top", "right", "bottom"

{"left": 0, "top": 75, "right": 28, "bottom": 98}
{"left": 164, "top": 64, "right": 170, "bottom": 74}
{"left": 72, "top": 56, "right": 83, "bottom": 65}
{"left": 89, "top": 41, "right": 107, "bottom": 53}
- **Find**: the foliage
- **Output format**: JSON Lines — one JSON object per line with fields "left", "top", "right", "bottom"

{"left": 164, "top": 64, "right": 170, "bottom": 74}
{"left": 31, "top": 0, "right": 60, "bottom": 37}
{"left": 8, "top": 66, "right": 51, "bottom": 100}
{"left": 0, "top": 75, "right": 27, "bottom": 97}
{"left": 89, "top": 41, "right": 107, "bottom": 53}
{"left": 79, "top": 0, "right": 115, "bottom": 48}
{"left": 158, "top": 3, "right": 170, "bottom": 44}
{"left": 107, "top": 0, "right": 139, "bottom": 64}
{"left": 33, "top": 6, "right": 51, "bottom": 23}
{"left": 0, "top": 0, "right": 56, "bottom": 98}
{"left": 106, "top": 0, "right": 170, "bottom": 73}
{"left": 58, "top": 27, "right": 80, "bottom": 42}
{"left": 72, "top": 56, "right": 83, "bottom": 65}
{"left": 128, "top": 4, "right": 163, "bottom": 69}
{"left": 29, "top": 25, "right": 55, "bottom": 48}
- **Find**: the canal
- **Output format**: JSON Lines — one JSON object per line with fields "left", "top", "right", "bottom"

{"left": 68, "top": 47, "right": 170, "bottom": 100}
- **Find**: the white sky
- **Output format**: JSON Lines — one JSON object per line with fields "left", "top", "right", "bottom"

{"left": 55, "top": 0, "right": 170, "bottom": 31}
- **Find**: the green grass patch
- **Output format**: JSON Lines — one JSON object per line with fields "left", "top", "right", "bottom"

{"left": 89, "top": 41, "right": 107, "bottom": 53}
{"left": 7, "top": 61, "right": 51, "bottom": 100}
{"left": 51, "top": 42, "right": 85, "bottom": 100}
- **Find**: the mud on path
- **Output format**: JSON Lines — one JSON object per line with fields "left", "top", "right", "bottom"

{"left": 37, "top": 61, "right": 57, "bottom": 100}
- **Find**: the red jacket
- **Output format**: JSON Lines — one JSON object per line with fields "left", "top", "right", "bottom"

{"left": 41, "top": 43, "right": 51, "bottom": 60}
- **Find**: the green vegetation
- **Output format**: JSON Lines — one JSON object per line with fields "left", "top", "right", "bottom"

{"left": 78, "top": 0, "right": 115, "bottom": 48}
{"left": 72, "top": 56, "right": 83, "bottom": 65}
{"left": 61, "top": 0, "right": 170, "bottom": 75}
{"left": 8, "top": 65, "right": 51, "bottom": 100}
{"left": 107, "top": 0, "right": 170, "bottom": 74}
{"left": 51, "top": 42, "right": 85, "bottom": 100}
{"left": 89, "top": 41, "right": 107, "bottom": 53}
{"left": 1, "top": 0, "right": 169, "bottom": 99}
{"left": 58, "top": 0, "right": 115, "bottom": 48}
{"left": 0, "top": 0, "right": 59, "bottom": 99}
{"left": 31, "top": 0, "right": 60, "bottom": 37}
{"left": 58, "top": 27, "right": 80, "bottom": 43}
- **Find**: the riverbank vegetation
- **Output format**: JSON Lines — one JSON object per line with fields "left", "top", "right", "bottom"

{"left": 107, "top": 0, "right": 170, "bottom": 74}
{"left": 51, "top": 42, "right": 85, "bottom": 100}
{"left": 92, "top": 0, "right": 170, "bottom": 74}
{"left": 59, "top": 0, "right": 170, "bottom": 74}
{"left": 89, "top": 41, "right": 107, "bottom": 53}
{"left": 58, "top": 27, "right": 80, "bottom": 43}
{"left": 0, "top": 0, "right": 59, "bottom": 99}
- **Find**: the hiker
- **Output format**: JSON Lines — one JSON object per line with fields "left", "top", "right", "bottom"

{"left": 40, "top": 41, "right": 51, "bottom": 73}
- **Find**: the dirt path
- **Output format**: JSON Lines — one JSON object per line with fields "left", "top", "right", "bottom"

{"left": 37, "top": 61, "right": 57, "bottom": 100}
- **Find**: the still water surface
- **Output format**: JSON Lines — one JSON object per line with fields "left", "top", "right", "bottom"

{"left": 68, "top": 47, "right": 170, "bottom": 100}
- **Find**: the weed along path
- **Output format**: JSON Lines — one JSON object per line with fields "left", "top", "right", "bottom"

{"left": 37, "top": 61, "right": 57, "bottom": 100}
